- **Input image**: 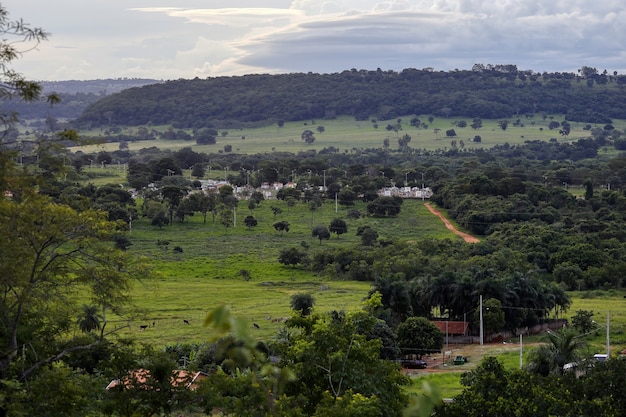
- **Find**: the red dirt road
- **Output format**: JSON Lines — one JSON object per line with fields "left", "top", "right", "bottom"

{"left": 424, "top": 203, "right": 479, "bottom": 243}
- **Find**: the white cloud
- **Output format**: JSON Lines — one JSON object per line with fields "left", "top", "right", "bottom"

{"left": 3, "top": 0, "right": 626, "bottom": 80}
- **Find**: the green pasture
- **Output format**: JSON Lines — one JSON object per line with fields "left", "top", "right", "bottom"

{"left": 106, "top": 198, "right": 463, "bottom": 345}
{"left": 69, "top": 114, "right": 624, "bottom": 155}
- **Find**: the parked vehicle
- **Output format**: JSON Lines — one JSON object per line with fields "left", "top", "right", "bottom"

{"left": 400, "top": 359, "right": 427, "bottom": 369}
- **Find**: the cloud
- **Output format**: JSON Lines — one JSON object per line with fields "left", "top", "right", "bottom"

{"left": 4, "top": 0, "right": 626, "bottom": 80}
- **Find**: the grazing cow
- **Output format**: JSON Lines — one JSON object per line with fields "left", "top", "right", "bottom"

{"left": 139, "top": 325, "right": 148, "bottom": 331}
{"left": 183, "top": 319, "right": 190, "bottom": 325}
{"left": 253, "top": 323, "right": 260, "bottom": 329}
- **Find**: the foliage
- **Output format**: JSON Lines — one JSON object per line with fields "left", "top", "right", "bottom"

{"left": 571, "top": 309, "right": 595, "bottom": 334}
{"left": 312, "top": 224, "right": 331, "bottom": 244}
{"left": 329, "top": 218, "right": 348, "bottom": 236}
{"left": 290, "top": 293, "right": 315, "bottom": 316}
{"left": 278, "top": 246, "right": 308, "bottom": 268}
{"left": 0, "top": 193, "right": 149, "bottom": 383}
{"left": 396, "top": 317, "right": 444, "bottom": 357}
{"left": 367, "top": 196, "right": 403, "bottom": 217}
{"left": 526, "top": 328, "right": 586, "bottom": 376}
{"left": 436, "top": 356, "right": 626, "bottom": 417}
{"left": 279, "top": 307, "right": 410, "bottom": 416}
{"left": 74, "top": 68, "right": 626, "bottom": 129}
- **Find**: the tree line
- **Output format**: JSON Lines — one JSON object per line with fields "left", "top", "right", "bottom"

{"left": 73, "top": 66, "right": 626, "bottom": 129}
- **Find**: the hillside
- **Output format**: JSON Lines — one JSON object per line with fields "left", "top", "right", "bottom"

{"left": 0, "top": 78, "right": 161, "bottom": 120}
{"left": 72, "top": 66, "right": 626, "bottom": 129}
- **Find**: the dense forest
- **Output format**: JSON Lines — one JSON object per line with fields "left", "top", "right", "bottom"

{"left": 73, "top": 65, "right": 626, "bottom": 129}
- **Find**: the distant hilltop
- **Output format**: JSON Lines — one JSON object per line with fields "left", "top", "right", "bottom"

{"left": 40, "top": 78, "right": 163, "bottom": 95}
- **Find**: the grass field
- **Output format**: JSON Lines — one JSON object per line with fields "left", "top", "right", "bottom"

{"left": 69, "top": 114, "right": 625, "bottom": 155}
{"left": 105, "top": 198, "right": 462, "bottom": 345}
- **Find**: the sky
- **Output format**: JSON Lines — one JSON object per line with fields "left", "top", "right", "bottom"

{"left": 5, "top": 1, "right": 626, "bottom": 81}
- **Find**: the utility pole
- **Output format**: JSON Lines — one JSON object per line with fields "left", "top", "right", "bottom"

{"left": 479, "top": 295, "right": 484, "bottom": 346}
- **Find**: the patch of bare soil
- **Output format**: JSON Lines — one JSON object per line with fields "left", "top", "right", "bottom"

{"left": 424, "top": 203, "right": 479, "bottom": 243}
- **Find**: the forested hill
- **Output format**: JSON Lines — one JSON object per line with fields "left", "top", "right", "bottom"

{"left": 73, "top": 66, "right": 626, "bottom": 129}
{"left": 0, "top": 78, "right": 161, "bottom": 120}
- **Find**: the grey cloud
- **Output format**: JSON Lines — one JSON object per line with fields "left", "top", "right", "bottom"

{"left": 236, "top": 8, "right": 626, "bottom": 75}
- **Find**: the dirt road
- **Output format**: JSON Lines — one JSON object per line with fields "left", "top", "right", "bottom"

{"left": 424, "top": 203, "right": 479, "bottom": 243}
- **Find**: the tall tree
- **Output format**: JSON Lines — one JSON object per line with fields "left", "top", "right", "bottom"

{"left": 0, "top": 194, "right": 149, "bottom": 382}
{"left": 527, "top": 328, "right": 585, "bottom": 376}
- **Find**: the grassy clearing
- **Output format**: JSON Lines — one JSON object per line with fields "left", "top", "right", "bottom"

{"left": 107, "top": 198, "right": 463, "bottom": 346}
{"left": 70, "top": 115, "right": 624, "bottom": 155}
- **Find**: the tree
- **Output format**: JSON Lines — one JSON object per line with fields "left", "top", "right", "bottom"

{"left": 367, "top": 196, "right": 403, "bottom": 217}
{"left": 527, "top": 328, "right": 585, "bottom": 376}
{"left": 270, "top": 205, "right": 283, "bottom": 219}
{"left": 471, "top": 117, "right": 482, "bottom": 129}
{"left": 473, "top": 298, "right": 505, "bottom": 338}
{"left": 329, "top": 218, "right": 348, "bottom": 237}
{"left": 396, "top": 317, "right": 444, "bottom": 358}
{"left": 357, "top": 225, "right": 378, "bottom": 246}
{"left": 0, "top": 194, "right": 148, "bottom": 383}
{"left": 273, "top": 220, "right": 290, "bottom": 233}
{"left": 218, "top": 206, "right": 234, "bottom": 232}
{"left": 77, "top": 305, "right": 102, "bottom": 334}
{"left": 571, "top": 309, "right": 595, "bottom": 334}
{"left": 445, "top": 128, "right": 457, "bottom": 137}
{"left": 398, "top": 133, "right": 412, "bottom": 150}
{"left": 498, "top": 120, "right": 509, "bottom": 130}
{"left": 244, "top": 215, "right": 258, "bottom": 229}
{"left": 301, "top": 129, "right": 316, "bottom": 144}
{"left": 279, "top": 247, "right": 308, "bottom": 268}
{"left": 0, "top": 6, "right": 59, "bottom": 135}
{"left": 281, "top": 308, "right": 409, "bottom": 416}
{"left": 290, "top": 293, "right": 315, "bottom": 316}
{"left": 312, "top": 225, "right": 330, "bottom": 244}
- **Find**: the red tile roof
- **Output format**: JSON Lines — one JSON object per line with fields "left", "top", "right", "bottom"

{"left": 432, "top": 321, "right": 469, "bottom": 335}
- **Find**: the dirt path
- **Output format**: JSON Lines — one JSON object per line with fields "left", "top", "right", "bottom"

{"left": 424, "top": 203, "right": 479, "bottom": 243}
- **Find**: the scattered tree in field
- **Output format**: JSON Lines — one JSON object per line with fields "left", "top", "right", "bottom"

{"left": 250, "top": 191, "right": 265, "bottom": 204}
{"left": 290, "top": 293, "right": 315, "bottom": 316}
{"left": 367, "top": 196, "right": 403, "bottom": 217}
{"left": 77, "top": 305, "right": 102, "bottom": 334}
{"left": 471, "top": 117, "right": 482, "bottom": 129}
{"left": 219, "top": 207, "right": 234, "bottom": 232}
{"left": 270, "top": 205, "right": 283, "bottom": 219}
{"left": 571, "top": 309, "right": 595, "bottom": 335}
{"left": 498, "top": 119, "right": 509, "bottom": 130}
{"left": 316, "top": 125, "right": 325, "bottom": 133}
{"left": 244, "top": 215, "right": 257, "bottom": 229}
{"left": 312, "top": 225, "right": 331, "bottom": 244}
{"left": 329, "top": 218, "right": 348, "bottom": 237}
{"left": 151, "top": 210, "right": 170, "bottom": 228}
{"left": 398, "top": 133, "right": 412, "bottom": 150}
{"left": 445, "top": 128, "right": 457, "bottom": 137}
{"left": 273, "top": 220, "right": 290, "bottom": 233}
{"left": 301, "top": 129, "right": 316, "bottom": 144}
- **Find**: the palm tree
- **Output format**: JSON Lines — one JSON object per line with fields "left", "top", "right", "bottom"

{"left": 527, "top": 328, "right": 585, "bottom": 376}
{"left": 77, "top": 304, "right": 102, "bottom": 333}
